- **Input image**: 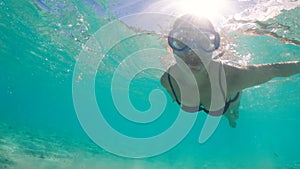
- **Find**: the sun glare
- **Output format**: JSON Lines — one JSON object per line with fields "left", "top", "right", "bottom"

{"left": 173, "top": 0, "right": 229, "bottom": 19}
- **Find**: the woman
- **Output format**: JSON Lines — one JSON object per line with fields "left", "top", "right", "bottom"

{"left": 160, "top": 14, "right": 300, "bottom": 128}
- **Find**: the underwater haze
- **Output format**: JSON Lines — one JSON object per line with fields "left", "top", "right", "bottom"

{"left": 1, "top": 0, "right": 300, "bottom": 168}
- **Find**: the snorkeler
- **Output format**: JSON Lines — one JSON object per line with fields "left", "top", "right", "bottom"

{"left": 160, "top": 14, "right": 300, "bottom": 128}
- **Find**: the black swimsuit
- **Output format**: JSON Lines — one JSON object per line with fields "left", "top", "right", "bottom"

{"left": 167, "top": 64, "right": 240, "bottom": 116}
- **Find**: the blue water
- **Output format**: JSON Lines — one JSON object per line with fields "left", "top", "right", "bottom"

{"left": 1, "top": 0, "right": 300, "bottom": 168}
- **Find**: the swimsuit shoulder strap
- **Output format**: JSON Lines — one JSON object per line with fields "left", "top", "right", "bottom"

{"left": 167, "top": 70, "right": 181, "bottom": 105}
{"left": 167, "top": 68, "right": 207, "bottom": 113}
{"left": 217, "top": 62, "right": 241, "bottom": 114}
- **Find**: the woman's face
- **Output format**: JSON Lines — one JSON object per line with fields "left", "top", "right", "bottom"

{"left": 173, "top": 47, "right": 212, "bottom": 71}
{"left": 169, "top": 25, "right": 216, "bottom": 68}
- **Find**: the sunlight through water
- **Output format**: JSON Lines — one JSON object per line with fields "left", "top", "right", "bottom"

{"left": 172, "top": 0, "right": 230, "bottom": 19}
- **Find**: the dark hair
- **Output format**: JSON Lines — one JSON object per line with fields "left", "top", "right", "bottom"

{"left": 173, "top": 14, "right": 215, "bottom": 31}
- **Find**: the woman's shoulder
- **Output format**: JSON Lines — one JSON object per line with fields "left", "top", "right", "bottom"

{"left": 161, "top": 64, "right": 194, "bottom": 87}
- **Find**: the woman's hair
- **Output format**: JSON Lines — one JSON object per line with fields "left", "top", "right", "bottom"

{"left": 173, "top": 14, "right": 215, "bottom": 31}
{"left": 169, "top": 14, "right": 221, "bottom": 53}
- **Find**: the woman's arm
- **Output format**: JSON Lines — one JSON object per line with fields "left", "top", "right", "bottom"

{"left": 226, "top": 61, "right": 300, "bottom": 92}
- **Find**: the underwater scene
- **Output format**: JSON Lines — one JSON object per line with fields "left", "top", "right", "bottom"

{"left": 1, "top": 0, "right": 300, "bottom": 168}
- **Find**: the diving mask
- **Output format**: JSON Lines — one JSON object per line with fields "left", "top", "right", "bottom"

{"left": 168, "top": 28, "right": 220, "bottom": 53}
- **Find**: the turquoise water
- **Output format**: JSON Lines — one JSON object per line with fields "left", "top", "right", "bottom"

{"left": 1, "top": 0, "right": 300, "bottom": 168}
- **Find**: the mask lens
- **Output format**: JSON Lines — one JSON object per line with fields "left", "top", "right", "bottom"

{"left": 168, "top": 31, "right": 188, "bottom": 51}
{"left": 195, "top": 31, "right": 216, "bottom": 50}
{"left": 172, "top": 39, "right": 186, "bottom": 50}
{"left": 203, "top": 31, "right": 216, "bottom": 41}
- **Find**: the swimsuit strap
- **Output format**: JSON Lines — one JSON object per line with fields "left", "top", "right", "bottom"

{"left": 206, "top": 92, "right": 240, "bottom": 116}
{"left": 166, "top": 64, "right": 240, "bottom": 115}
{"left": 167, "top": 71, "right": 181, "bottom": 105}
{"left": 167, "top": 70, "right": 206, "bottom": 113}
